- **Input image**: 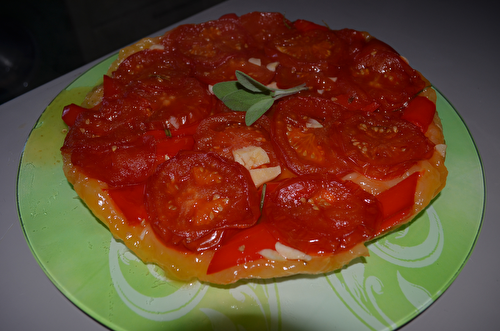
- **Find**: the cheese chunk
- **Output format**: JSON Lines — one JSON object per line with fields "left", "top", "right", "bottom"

{"left": 249, "top": 166, "right": 281, "bottom": 187}
{"left": 232, "top": 146, "right": 270, "bottom": 170}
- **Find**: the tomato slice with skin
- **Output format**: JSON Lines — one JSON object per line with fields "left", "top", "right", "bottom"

{"left": 163, "top": 16, "right": 254, "bottom": 69}
{"left": 146, "top": 151, "right": 261, "bottom": 251}
{"left": 270, "top": 27, "right": 347, "bottom": 67}
{"left": 331, "top": 94, "right": 380, "bottom": 112}
{"left": 350, "top": 39, "right": 427, "bottom": 111}
{"left": 195, "top": 56, "right": 275, "bottom": 85}
{"left": 264, "top": 173, "right": 382, "bottom": 255}
{"left": 293, "top": 19, "right": 330, "bottom": 32}
{"left": 112, "top": 49, "right": 192, "bottom": 84}
{"left": 132, "top": 76, "right": 214, "bottom": 131}
{"left": 206, "top": 223, "right": 278, "bottom": 275}
{"left": 71, "top": 133, "right": 157, "bottom": 187}
{"left": 194, "top": 112, "right": 281, "bottom": 168}
{"left": 334, "top": 110, "right": 435, "bottom": 180}
{"left": 271, "top": 96, "right": 351, "bottom": 176}
{"left": 239, "top": 12, "right": 292, "bottom": 44}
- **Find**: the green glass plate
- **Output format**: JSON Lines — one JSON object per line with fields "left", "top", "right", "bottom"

{"left": 17, "top": 54, "right": 484, "bottom": 331}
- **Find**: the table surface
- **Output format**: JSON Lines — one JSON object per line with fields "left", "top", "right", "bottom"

{"left": 2, "top": 1, "right": 499, "bottom": 330}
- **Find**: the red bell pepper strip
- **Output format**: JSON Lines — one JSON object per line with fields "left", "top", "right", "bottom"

{"left": 168, "top": 122, "right": 200, "bottom": 137}
{"left": 107, "top": 183, "right": 147, "bottom": 225}
{"left": 375, "top": 172, "right": 420, "bottom": 235}
{"left": 62, "top": 103, "right": 87, "bottom": 127}
{"left": 102, "top": 74, "right": 123, "bottom": 99}
{"left": 401, "top": 96, "right": 436, "bottom": 133}
{"left": 155, "top": 136, "right": 195, "bottom": 162}
{"left": 206, "top": 223, "right": 278, "bottom": 275}
{"left": 145, "top": 131, "right": 195, "bottom": 161}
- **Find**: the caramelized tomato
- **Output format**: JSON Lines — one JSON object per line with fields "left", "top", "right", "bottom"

{"left": 270, "top": 28, "right": 346, "bottom": 66}
{"left": 112, "top": 49, "right": 192, "bottom": 83}
{"left": 264, "top": 173, "right": 382, "bottom": 255}
{"left": 146, "top": 151, "right": 260, "bottom": 251}
{"left": 271, "top": 96, "right": 350, "bottom": 176}
{"left": 70, "top": 133, "right": 157, "bottom": 187}
{"left": 136, "top": 76, "right": 215, "bottom": 131}
{"left": 349, "top": 39, "right": 427, "bottom": 111}
{"left": 238, "top": 12, "right": 292, "bottom": 44}
{"left": 195, "top": 56, "right": 275, "bottom": 85}
{"left": 194, "top": 112, "right": 280, "bottom": 167}
{"left": 163, "top": 16, "right": 253, "bottom": 69}
{"left": 333, "top": 111, "right": 435, "bottom": 179}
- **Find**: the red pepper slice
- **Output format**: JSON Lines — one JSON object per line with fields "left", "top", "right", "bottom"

{"left": 144, "top": 130, "right": 195, "bottom": 161}
{"left": 375, "top": 172, "right": 420, "bottom": 235}
{"left": 401, "top": 96, "right": 436, "bottom": 133}
{"left": 155, "top": 136, "right": 195, "bottom": 162}
{"left": 62, "top": 103, "right": 87, "bottom": 127}
{"left": 168, "top": 122, "right": 200, "bottom": 137}
{"left": 207, "top": 223, "right": 278, "bottom": 275}
{"left": 102, "top": 74, "right": 123, "bottom": 100}
{"left": 107, "top": 183, "right": 147, "bottom": 225}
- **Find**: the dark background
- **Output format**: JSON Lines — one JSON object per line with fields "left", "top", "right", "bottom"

{"left": 0, "top": 0, "right": 226, "bottom": 104}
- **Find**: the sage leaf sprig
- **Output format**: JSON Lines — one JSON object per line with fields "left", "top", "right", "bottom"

{"left": 212, "top": 70, "right": 308, "bottom": 126}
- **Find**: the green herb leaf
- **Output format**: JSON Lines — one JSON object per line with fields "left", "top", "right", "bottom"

{"left": 235, "top": 70, "right": 271, "bottom": 93}
{"left": 245, "top": 98, "right": 275, "bottom": 126}
{"left": 212, "top": 70, "right": 308, "bottom": 126}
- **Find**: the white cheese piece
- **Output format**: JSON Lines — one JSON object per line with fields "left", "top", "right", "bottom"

{"left": 275, "top": 242, "right": 312, "bottom": 261}
{"left": 435, "top": 144, "right": 447, "bottom": 157}
{"left": 149, "top": 44, "right": 165, "bottom": 50}
{"left": 266, "top": 62, "right": 279, "bottom": 72}
{"left": 248, "top": 58, "right": 262, "bottom": 66}
{"left": 305, "top": 118, "right": 324, "bottom": 129}
{"left": 258, "top": 248, "right": 286, "bottom": 261}
{"left": 249, "top": 166, "right": 281, "bottom": 187}
{"left": 329, "top": 77, "right": 338, "bottom": 82}
{"left": 267, "top": 82, "right": 278, "bottom": 89}
{"left": 232, "top": 146, "right": 270, "bottom": 170}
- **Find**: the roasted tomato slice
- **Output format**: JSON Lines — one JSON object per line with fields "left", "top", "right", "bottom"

{"left": 334, "top": 28, "right": 369, "bottom": 56}
{"left": 264, "top": 173, "right": 382, "bottom": 255}
{"left": 194, "top": 112, "right": 280, "bottom": 167}
{"left": 333, "top": 111, "right": 435, "bottom": 180}
{"left": 239, "top": 12, "right": 292, "bottom": 44}
{"left": 70, "top": 133, "right": 157, "bottom": 187}
{"left": 146, "top": 151, "right": 261, "bottom": 251}
{"left": 195, "top": 56, "right": 275, "bottom": 85}
{"left": 293, "top": 19, "right": 330, "bottom": 33}
{"left": 163, "top": 15, "right": 253, "bottom": 69}
{"left": 270, "top": 27, "right": 347, "bottom": 67}
{"left": 135, "top": 76, "right": 215, "bottom": 131}
{"left": 271, "top": 96, "right": 350, "bottom": 176}
{"left": 349, "top": 39, "right": 427, "bottom": 111}
{"left": 112, "top": 49, "right": 192, "bottom": 84}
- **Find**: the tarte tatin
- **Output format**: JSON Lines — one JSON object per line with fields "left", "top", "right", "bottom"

{"left": 61, "top": 12, "right": 447, "bottom": 284}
